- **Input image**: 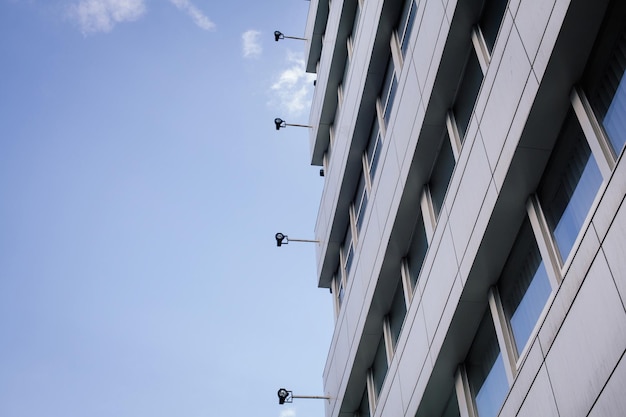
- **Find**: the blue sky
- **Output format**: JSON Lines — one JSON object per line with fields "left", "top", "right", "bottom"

{"left": 0, "top": 1, "right": 333, "bottom": 416}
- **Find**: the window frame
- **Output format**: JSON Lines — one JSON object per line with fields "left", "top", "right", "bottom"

{"left": 536, "top": 110, "right": 604, "bottom": 265}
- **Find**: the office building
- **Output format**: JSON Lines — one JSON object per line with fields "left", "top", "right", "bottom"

{"left": 302, "top": 0, "right": 626, "bottom": 415}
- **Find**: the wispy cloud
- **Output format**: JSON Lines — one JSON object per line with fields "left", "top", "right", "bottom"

{"left": 168, "top": 0, "right": 215, "bottom": 31}
{"left": 68, "top": 0, "right": 145, "bottom": 34}
{"left": 242, "top": 30, "right": 262, "bottom": 58}
{"left": 269, "top": 52, "right": 316, "bottom": 117}
{"left": 279, "top": 408, "right": 296, "bottom": 417}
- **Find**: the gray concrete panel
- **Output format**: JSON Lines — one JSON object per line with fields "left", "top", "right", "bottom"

{"left": 516, "top": 365, "right": 560, "bottom": 417}
{"left": 544, "top": 256, "right": 626, "bottom": 416}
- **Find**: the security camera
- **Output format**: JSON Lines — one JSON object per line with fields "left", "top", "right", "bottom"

{"left": 275, "top": 233, "right": 286, "bottom": 247}
{"left": 277, "top": 388, "right": 291, "bottom": 404}
{"left": 274, "top": 118, "right": 285, "bottom": 130}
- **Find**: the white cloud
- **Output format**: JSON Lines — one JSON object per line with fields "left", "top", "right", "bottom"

{"left": 68, "top": 0, "right": 146, "bottom": 34}
{"left": 269, "top": 52, "right": 316, "bottom": 117}
{"left": 279, "top": 408, "right": 296, "bottom": 417}
{"left": 242, "top": 30, "right": 262, "bottom": 58}
{"left": 168, "top": 0, "right": 215, "bottom": 31}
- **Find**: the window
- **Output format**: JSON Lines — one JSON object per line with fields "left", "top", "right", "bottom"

{"left": 538, "top": 112, "right": 603, "bottom": 262}
{"left": 387, "top": 278, "right": 407, "bottom": 350}
{"left": 380, "top": 58, "right": 398, "bottom": 126}
{"left": 366, "top": 119, "right": 383, "bottom": 181}
{"left": 334, "top": 268, "right": 345, "bottom": 309}
{"left": 371, "top": 336, "right": 388, "bottom": 399}
{"left": 398, "top": 0, "right": 417, "bottom": 56}
{"left": 448, "top": 0, "right": 508, "bottom": 150}
{"left": 453, "top": 49, "right": 484, "bottom": 140}
{"left": 429, "top": 131, "right": 456, "bottom": 217}
{"left": 342, "top": 223, "right": 355, "bottom": 277}
{"left": 349, "top": 0, "right": 362, "bottom": 56}
{"left": 478, "top": 0, "right": 508, "bottom": 53}
{"left": 323, "top": 150, "right": 330, "bottom": 176}
{"left": 587, "top": 25, "right": 626, "bottom": 156}
{"left": 338, "top": 83, "right": 345, "bottom": 107}
{"left": 498, "top": 219, "right": 552, "bottom": 356}
{"left": 354, "top": 171, "right": 369, "bottom": 232}
{"left": 465, "top": 311, "right": 508, "bottom": 417}
{"left": 405, "top": 212, "right": 428, "bottom": 290}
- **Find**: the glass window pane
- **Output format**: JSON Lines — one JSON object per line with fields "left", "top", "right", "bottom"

{"left": 539, "top": 112, "right": 603, "bottom": 261}
{"left": 352, "top": 1, "right": 361, "bottom": 41}
{"left": 553, "top": 156, "right": 601, "bottom": 259}
{"left": 343, "top": 224, "right": 354, "bottom": 276}
{"left": 357, "top": 192, "right": 368, "bottom": 231}
{"left": 384, "top": 77, "right": 398, "bottom": 126}
{"left": 380, "top": 59, "right": 397, "bottom": 126}
{"left": 475, "top": 353, "right": 507, "bottom": 417}
{"left": 367, "top": 119, "right": 383, "bottom": 181}
{"left": 407, "top": 212, "right": 428, "bottom": 288}
{"left": 380, "top": 59, "right": 394, "bottom": 100}
{"left": 388, "top": 278, "right": 407, "bottom": 348}
{"left": 338, "top": 280, "right": 344, "bottom": 305}
{"left": 603, "top": 73, "right": 626, "bottom": 154}
{"left": 509, "top": 261, "right": 550, "bottom": 353}
{"left": 400, "top": 0, "right": 417, "bottom": 55}
{"left": 466, "top": 310, "right": 508, "bottom": 417}
{"left": 430, "top": 131, "right": 456, "bottom": 217}
{"left": 499, "top": 220, "right": 552, "bottom": 355}
{"left": 453, "top": 50, "right": 484, "bottom": 140}
{"left": 479, "top": 0, "right": 509, "bottom": 53}
{"left": 355, "top": 173, "right": 369, "bottom": 232}
{"left": 372, "top": 336, "right": 388, "bottom": 397}
{"left": 334, "top": 267, "right": 344, "bottom": 307}
{"left": 345, "top": 245, "right": 354, "bottom": 275}
{"left": 588, "top": 28, "right": 626, "bottom": 156}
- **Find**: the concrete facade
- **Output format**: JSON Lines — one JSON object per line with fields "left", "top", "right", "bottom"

{"left": 304, "top": 0, "right": 626, "bottom": 416}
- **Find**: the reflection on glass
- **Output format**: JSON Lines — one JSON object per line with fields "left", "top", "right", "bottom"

{"left": 388, "top": 278, "right": 407, "bottom": 349}
{"left": 337, "top": 277, "right": 345, "bottom": 306}
{"left": 367, "top": 120, "right": 382, "bottom": 181}
{"left": 453, "top": 50, "right": 483, "bottom": 140}
{"left": 343, "top": 225, "right": 354, "bottom": 276}
{"left": 429, "top": 131, "right": 455, "bottom": 218}
{"left": 345, "top": 245, "right": 354, "bottom": 275}
{"left": 384, "top": 77, "right": 398, "bottom": 126}
{"left": 479, "top": 0, "right": 508, "bottom": 53}
{"left": 467, "top": 311, "right": 508, "bottom": 417}
{"left": 371, "top": 336, "right": 388, "bottom": 397}
{"left": 603, "top": 73, "right": 626, "bottom": 155}
{"left": 589, "top": 29, "right": 626, "bottom": 157}
{"left": 351, "top": 2, "right": 361, "bottom": 43}
{"left": 475, "top": 352, "right": 508, "bottom": 417}
{"left": 406, "top": 212, "right": 428, "bottom": 289}
{"left": 552, "top": 156, "right": 602, "bottom": 260}
{"left": 380, "top": 59, "right": 397, "bottom": 127}
{"left": 400, "top": 0, "right": 417, "bottom": 55}
{"left": 499, "top": 221, "right": 552, "bottom": 356}
{"left": 509, "top": 261, "right": 551, "bottom": 354}
{"left": 540, "top": 113, "right": 603, "bottom": 262}
{"left": 354, "top": 173, "right": 368, "bottom": 232}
